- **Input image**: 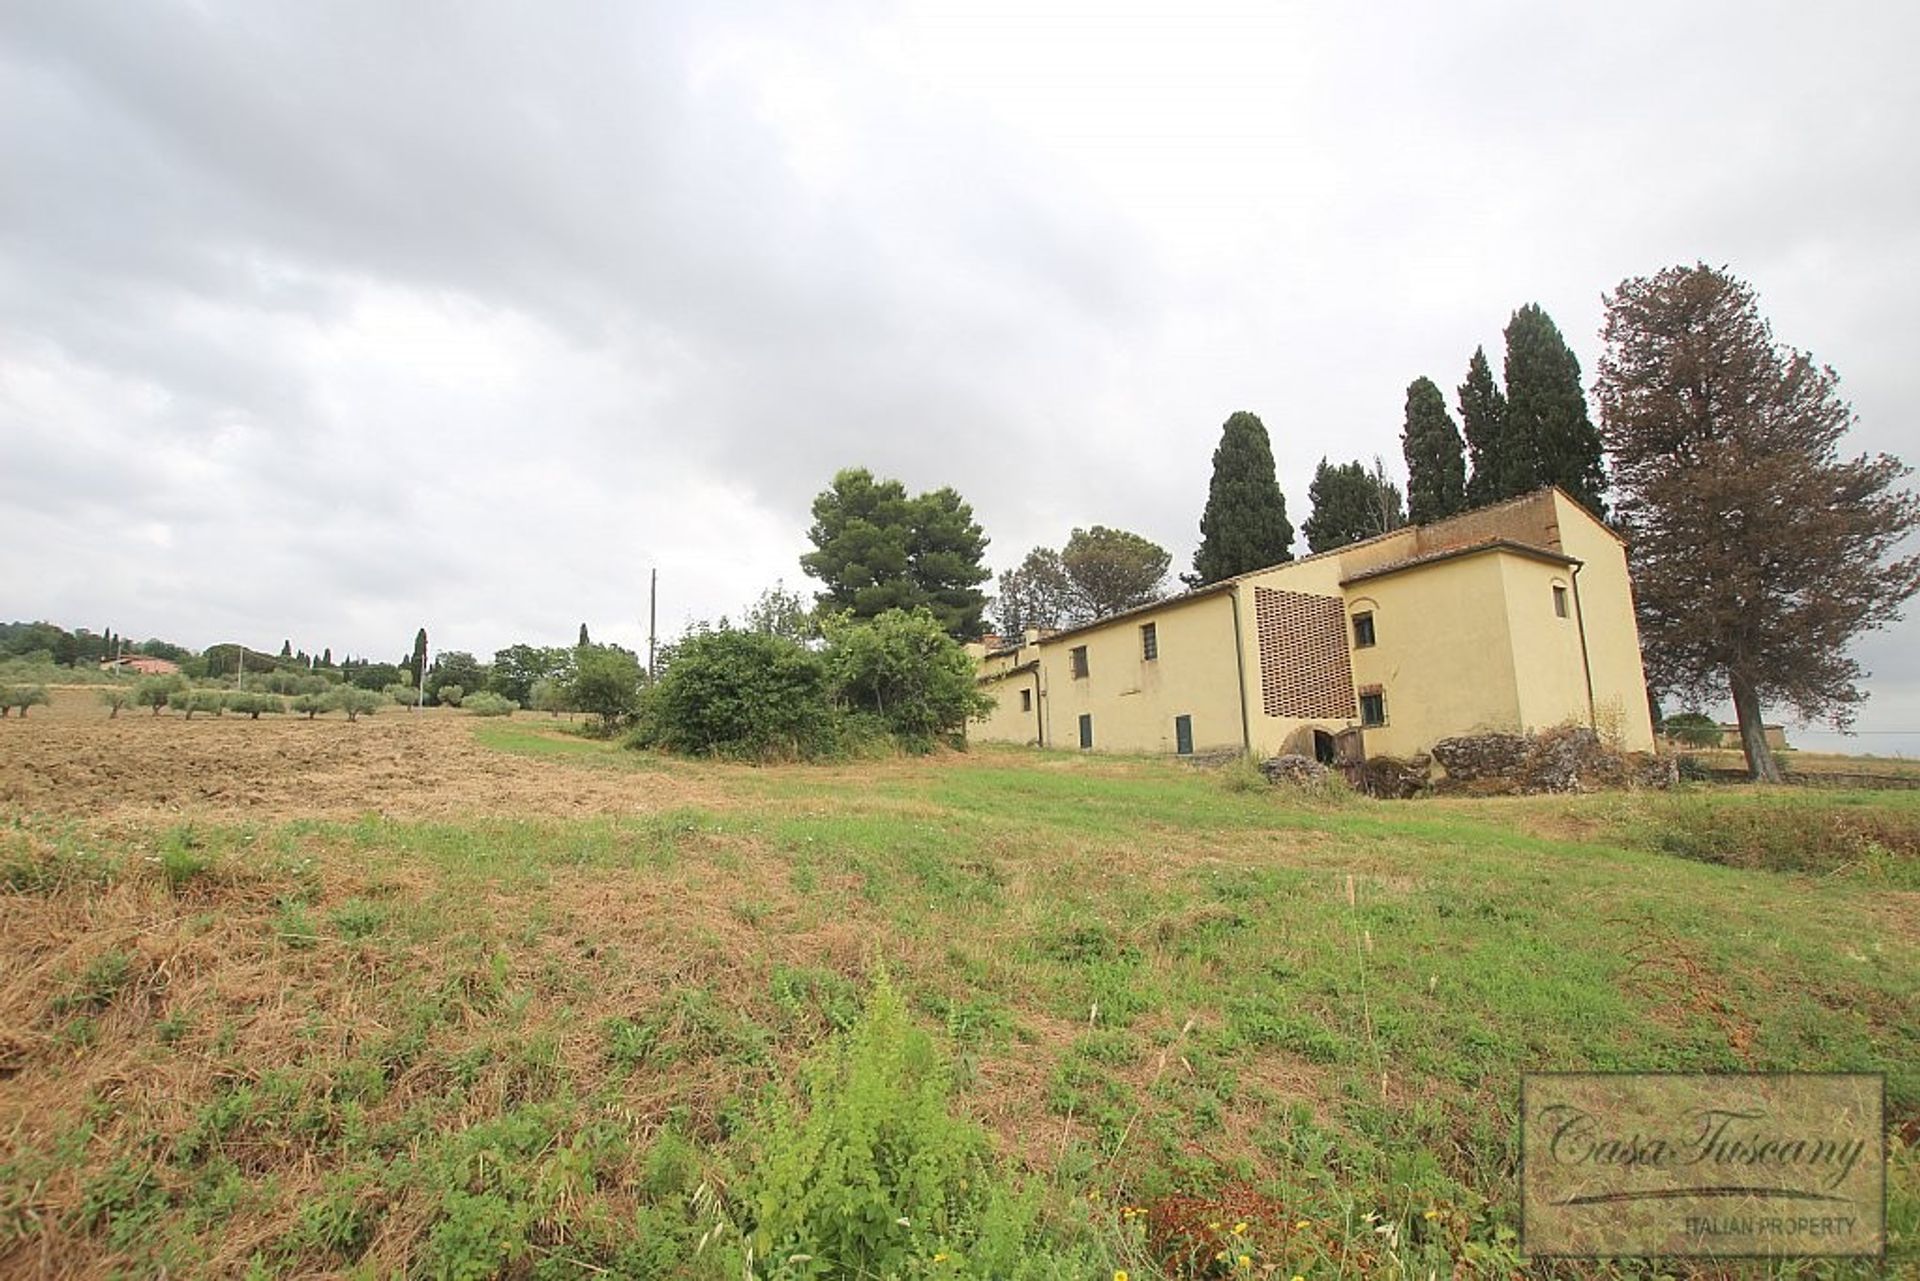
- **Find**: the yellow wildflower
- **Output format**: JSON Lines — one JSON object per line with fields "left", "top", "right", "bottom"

{"left": 1208, "top": 1221, "right": 1222, "bottom": 1230}
{"left": 1294, "top": 1219, "right": 1310, "bottom": 1231}
{"left": 1215, "top": 1250, "right": 1229, "bottom": 1262}
{"left": 1423, "top": 1208, "right": 1440, "bottom": 1221}
{"left": 1232, "top": 1221, "right": 1248, "bottom": 1235}
{"left": 933, "top": 1254, "right": 948, "bottom": 1264}
{"left": 1237, "top": 1255, "right": 1252, "bottom": 1269}
{"left": 1114, "top": 1272, "right": 1129, "bottom": 1281}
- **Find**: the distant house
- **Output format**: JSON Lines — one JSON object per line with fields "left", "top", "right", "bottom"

{"left": 101, "top": 655, "right": 181, "bottom": 677}
{"left": 970, "top": 487, "right": 1655, "bottom": 762}
{"left": 1717, "top": 723, "right": 1788, "bottom": 751}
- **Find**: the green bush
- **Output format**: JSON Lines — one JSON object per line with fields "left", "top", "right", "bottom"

{"left": 171, "top": 689, "right": 226, "bottom": 719}
{"left": 385, "top": 683, "right": 421, "bottom": 706}
{"left": 2, "top": 685, "right": 49, "bottom": 718}
{"left": 636, "top": 629, "right": 837, "bottom": 760}
{"left": 436, "top": 684, "right": 464, "bottom": 707}
{"left": 224, "top": 691, "right": 286, "bottom": 720}
{"left": 737, "top": 976, "right": 1078, "bottom": 1278}
{"left": 290, "top": 693, "right": 332, "bottom": 719}
{"left": 330, "top": 687, "right": 383, "bottom": 722}
{"left": 1662, "top": 711, "right": 1722, "bottom": 748}
{"left": 826, "top": 609, "right": 994, "bottom": 751}
{"left": 135, "top": 675, "right": 187, "bottom": 715}
{"left": 568, "top": 646, "right": 643, "bottom": 733}
{"left": 529, "top": 678, "right": 572, "bottom": 716}
{"left": 461, "top": 691, "right": 517, "bottom": 717}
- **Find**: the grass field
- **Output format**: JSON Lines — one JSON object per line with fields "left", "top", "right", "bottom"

{"left": 1, "top": 689, "right": 1915, "bottom": 1278}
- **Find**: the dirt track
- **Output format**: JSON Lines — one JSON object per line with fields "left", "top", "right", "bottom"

{"left": 0, "top": 689, "right": 718, "bottom": 821}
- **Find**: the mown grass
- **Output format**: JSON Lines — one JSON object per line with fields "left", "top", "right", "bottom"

{"left": 0, "top": 740, "right": 1914, "bottom": 1277}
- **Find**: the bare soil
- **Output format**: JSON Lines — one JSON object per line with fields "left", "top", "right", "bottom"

{"left": 0, "top": 688, "right": 719, "bottom": 821}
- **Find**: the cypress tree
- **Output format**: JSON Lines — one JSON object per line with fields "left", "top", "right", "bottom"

{"left": 1401, "top": 377, "right": 1467, "bottom": 523}
{"left": 1188, "top": 411, "right": 1294, "bottom": 585}
{"left": 411, "top": 628, "right": 428, "bottom": 688}
{"left": 321, "top": 647, "right": 332, "bottom": 667}
{"left": 1459, "top": 346, "right": 1518, "bottom": 504}
{"left": 578, "top": 623, "right": 591, "bottom": 647}
{"left": 1504, "top": 304, "right": 1607, "bottom": 515}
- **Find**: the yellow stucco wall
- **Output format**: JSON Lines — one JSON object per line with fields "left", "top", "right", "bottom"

{"left": 1500, "top": 554, "right": 1592, "bottom": 735}
{"left": 975, "top": 664, "right": 1041, "bottom": 745}
{"left": 1341, "top": 552, "right": 1525, "bottom": 757}
{"left": 1041, "top": 593, "right": 1243, "bottom": 754}
{"left": 1545, "top": 492, "right": 1657, "bottom": 750}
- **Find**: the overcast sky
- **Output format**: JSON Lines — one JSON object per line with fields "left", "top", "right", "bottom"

{"left": 4, "top": 1, "right": 1917, "bottom": 751}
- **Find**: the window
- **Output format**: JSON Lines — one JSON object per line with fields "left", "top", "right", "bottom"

{"left": 1351, "top": 611, "right": 1376, "bottom": 648}
{"left": 1078, "top": 713, "right": 1093, "bottom": 749}
{"left": 1552, "top": 584, "right": 1569, "bottom": 618}
{"left": 1019, "top": 688, "right": 1032, "bottom": 712}
{"left": 1359, "top": 692, "right": 1387, "bottom": 727}
{"left": 1069, "top": 645, "right": 1089, "bottom": 678}
{"left": 1140, "top": 622, "right": 1158, "bottom": 661}
{"left": 1174, "top": 714, "right": 1193, "bottom": 756}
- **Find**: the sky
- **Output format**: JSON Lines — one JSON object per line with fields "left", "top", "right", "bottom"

{"left": 4, "top": 1, "right": 1918, "bottom": 753}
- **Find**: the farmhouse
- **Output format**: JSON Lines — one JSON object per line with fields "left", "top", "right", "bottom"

{"left": 971, "top": 487, "right": 1655, "bottom": 761}
{"left": 99, "top": 655, "right": 181, "bottom": 676}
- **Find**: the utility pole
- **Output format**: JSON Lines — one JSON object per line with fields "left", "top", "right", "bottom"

{"left": 647, "top": 568, "right": 658, "bottom": 682}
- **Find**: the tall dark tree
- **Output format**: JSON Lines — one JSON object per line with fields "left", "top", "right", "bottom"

{"left": 411, "top": 628, "right": 428, "bottom": 689}
{"left": 908, "top": 486, "right": 992, "bottom": 639}
{"left": 1596, "top": 263, "right": 1920, "bottom": 782}
{"left": 801, "top": 468, "right": 990, "bottom": 639}
{"left": 1061, "top": 526, "right": 1170, "bottom": 618}
{"left": 995, "top": 547, "right": 1076, "bottom": 637}
{"left": 321, "top": 647, "right": 333, "bottom": 667}
{"left": 1458, "top": 346, "right": 1511, "bottom": 506}
{"left": 1505, "top": 304, "right": 1607, "bottom": 515}
{"left": 279, "top": 639, "right": 293, "bottom": 659}
{"left": 578, "top": 623, "right": 591, "bottom": 647}
{"left": 1302, "top": 458, "right": 1406, "bottom": 553}
{"left": 1401, "top": 376, "right": 1467, "bottom": 523}
{"left": 1188, "top": 411, "right": 1293, "bottom": 585}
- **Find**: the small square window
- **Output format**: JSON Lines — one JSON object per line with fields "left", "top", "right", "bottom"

{"left": 1352, "top": 612, "right": 1376, "bottom": 648}
{"left": 1069, "top": 645, "right": 1089, "bottom": 679}
{"left": 1552, "top": 584, "right": 1569, "bottom": 618}
{"left": 1359, "top": 692, "right": 1387, "bottom": 727}
{"left": 1140, "top": 622, "right": 1158, "bottom": 661}
{"left": 1019, "top": 688, "right": 1032, "bottom": 712}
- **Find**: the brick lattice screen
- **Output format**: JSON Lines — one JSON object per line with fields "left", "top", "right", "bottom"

{"left": 1254, "top": 586, "right": 1356, "bottom": 719}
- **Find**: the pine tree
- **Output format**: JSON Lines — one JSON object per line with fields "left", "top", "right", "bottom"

{"left": 1597, "top": 263, "right": 1920, "bottom": 782}
{"left": 1188, "top": 411, "right": 1294, "bottom": 585}
{"left": 1505, "top": 304, "right": 1607, "bottom": 515}
{"left": 1458, "top": 347, "right": 1511, "bottom": 505}
{"left": 801, "top": 468, "right": 991, "bottom": 638}
{"left": 1401, "top": 377, "right": 1467, "bottom": 523}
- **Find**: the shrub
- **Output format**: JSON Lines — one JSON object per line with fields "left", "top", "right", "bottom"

{"left": 637, "top": 629, "right": 837, "bottom": 760}
{"left": 135, "top": 676, "right": 186, "bottom": 715}
{"left": 462, "top": 691, "right": 517, "bottom": 717}
{"left": 98, "top": 687, "right": 131, "bottom": 718}
{"left": 529, "top": 678, "right": 572, "bottom": 716}
{"left": 224, "top": 691, "right": 286, "bottom": 720}
{"left": 290, "top": 693, "right": 332, "bottom": 719}
{"left": 436, "top": 684, "right": 463, "bottom": 707}
{"left": 171, "top": 689, "right": 225, "bottom": 719}
{"left": 330, "top": 687, "right": 383, "bottom": 722}
{"left": 568, "top": 646, "right": 644, "bottom": 733}
{"left": 384, "top": 683, "right": 420, "bottom": 706}
{"left": 2, "top": 685, "right": 49, "bottom": 718}
{"left": 1663, "top": 711, "right": 1722, "bottom": 748}
{"left": 737, "top": 976, "right": 1073, "bottom": 1277}
{"left": 825, "top": 609, "right": 994, "bottom": 751}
